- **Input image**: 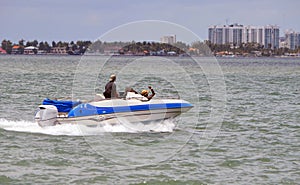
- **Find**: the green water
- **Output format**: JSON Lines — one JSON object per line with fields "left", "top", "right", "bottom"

{"left": 0, "top": 55, "right": 299, "bottom": 184}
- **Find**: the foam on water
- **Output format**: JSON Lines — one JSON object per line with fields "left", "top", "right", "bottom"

{"left": 0, "top": 118, "right": 175, "bottom": 136}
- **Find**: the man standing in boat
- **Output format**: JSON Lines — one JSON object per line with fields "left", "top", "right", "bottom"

{"left": 103, "top": 74, "right": 119, "bottom": 99}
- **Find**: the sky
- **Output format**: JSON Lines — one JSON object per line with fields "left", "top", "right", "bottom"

{"left": 1, "top": 0, "right": 300, "bottom": 43}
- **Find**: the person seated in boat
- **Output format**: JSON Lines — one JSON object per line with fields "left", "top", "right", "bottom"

{"left": 103, "top": 74, "right": 119, "bottom": 99}
{"left": 141, "top": 86, "right": 155, "bottom": 101}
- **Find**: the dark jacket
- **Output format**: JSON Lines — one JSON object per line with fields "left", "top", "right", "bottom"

{"left": 103, "top": 81, "right": 117, "bottom": 98}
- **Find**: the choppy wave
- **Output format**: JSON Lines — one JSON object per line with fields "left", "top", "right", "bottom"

{"left": 0, "top": 118, "right": 175, "bottom": 136}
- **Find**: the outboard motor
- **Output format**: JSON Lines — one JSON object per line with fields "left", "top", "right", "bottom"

{"left": 35, "top": 105, "right": 59, "bottom": 127}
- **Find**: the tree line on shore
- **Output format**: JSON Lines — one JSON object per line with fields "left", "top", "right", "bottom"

{"left": 1, "top": 39, "right": 92, "bottom": 55}
{"left": 1, "top": 39, "right": 299, "bottom": 56}
{"left": 1, "top": 39, "right": 201, "bottom": 55}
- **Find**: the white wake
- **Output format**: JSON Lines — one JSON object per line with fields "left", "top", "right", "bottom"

{"left": 0, "top": 118, "right": 175, "bottom": 136}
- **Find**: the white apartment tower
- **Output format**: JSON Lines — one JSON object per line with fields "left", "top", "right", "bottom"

{"left": 160, "top": 35, "right": 176, "bottom": 44}
{"left": 264, "top": 25, "right": 280, "bottom": 49}
{"left": 208, "top": 24, "right": 280, "bottom": 49}
{"left": 242, "top": 26, "right": 264, "bottom": 44}
{"left": 284, "top": 30, "right": 300, "bottom": 50}
{"left": 208, "top": 24, "right": 248, "bottom": 46}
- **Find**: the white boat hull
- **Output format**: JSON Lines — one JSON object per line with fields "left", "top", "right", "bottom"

{"left": 35, "top": 98, "right": 193, "bottom": 127}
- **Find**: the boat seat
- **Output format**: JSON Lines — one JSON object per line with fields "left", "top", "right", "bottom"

{"left": 94, "top": 94, "right": 105, "bottom": 101}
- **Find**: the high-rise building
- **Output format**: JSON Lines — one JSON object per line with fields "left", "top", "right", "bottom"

{"left": 242, "top": 26, "right": 264, "bottom": 44}
{"left": 208, "top": 24, "right": 243, "bottom": 46}
{"left": 264, "top": 25, "right": 280, "bottom": 49}
{"left": 160, "top": 35, "right": 176, "bottom": 44}
{"left": 284, "top": 30, "right": 300, "bottom": 50}
{"left": 208, "top": 24, "right": 280, "bottom": 49}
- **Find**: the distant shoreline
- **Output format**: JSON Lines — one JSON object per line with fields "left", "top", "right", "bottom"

{"left": 2, "top": 39, "right": 300, "bottom": 57}
{"left": 1, "top": 53, "right": 300, "bottom": 59}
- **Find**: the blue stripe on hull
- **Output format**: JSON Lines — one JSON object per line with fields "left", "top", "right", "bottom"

{"left": 68, "top": 103, "right": 192, "bottom": 118}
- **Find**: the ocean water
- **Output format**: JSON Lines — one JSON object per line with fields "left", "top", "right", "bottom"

{"left": 0, "top": 55, "right": 299, "bottom": 184}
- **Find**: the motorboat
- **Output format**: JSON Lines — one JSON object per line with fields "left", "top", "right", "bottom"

{"left": 34, "top": 92, "right": 193, "bottom": 127}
